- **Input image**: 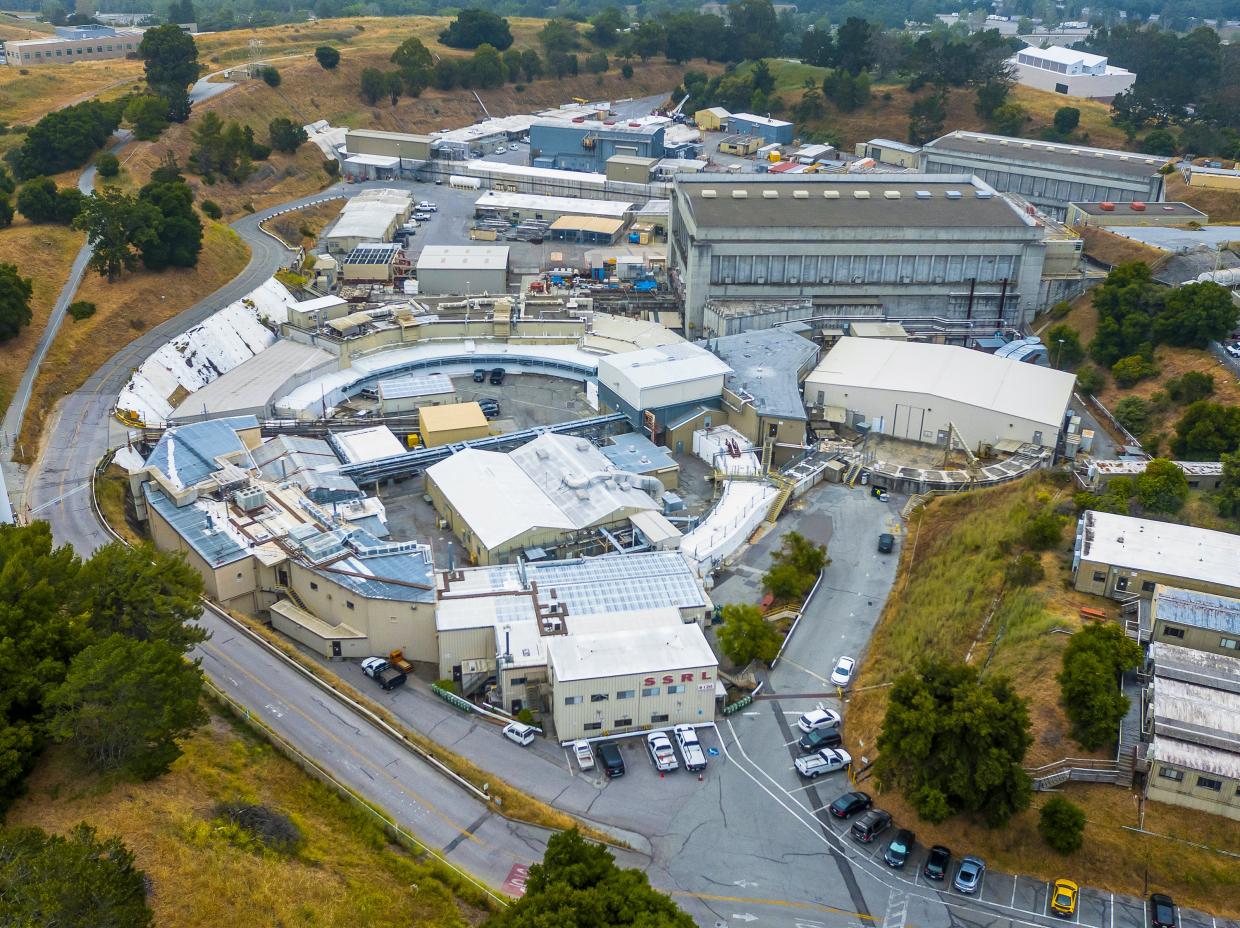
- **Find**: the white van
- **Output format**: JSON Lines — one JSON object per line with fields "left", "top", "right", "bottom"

{"left": 502, "top": 721, "right": 536, "bottom": 747}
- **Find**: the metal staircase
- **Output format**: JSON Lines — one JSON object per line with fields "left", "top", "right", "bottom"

{"left": 764, "top": 476, "right": 796, "bottom": 525}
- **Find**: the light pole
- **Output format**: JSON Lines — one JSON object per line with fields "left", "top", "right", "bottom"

{"left": 1055, "top": 337, "right": 1065, "bottom": 369}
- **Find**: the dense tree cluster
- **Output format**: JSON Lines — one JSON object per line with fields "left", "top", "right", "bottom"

{"left": 877, "top": 659, "right": 1032, "bottom": 827}
{"left": 314, "top": 45, "right": 340, "bottom": 69}
{"left": 1057, "top": 623, "right": 1141, "bottom": 751}
{"left": 0, "top": 525, "right": 206, "bottom": 810}
{"left": 139, "top": 23, "right": 200, "bottom": 123}
{"left": 268, "top": 117, "right": 308, "bottom": 153}
{"left": 717, "top": 603, "right": 781, "bottom": 666}
{"left": 16, "top": 176, "right": 84, "bottom": 225}
{"left": 6, "top": 99, "right": 124, "bottom": 180}
{"left": 0, "top": 263, "right": 34, "bottom": 342}
{"left": 1171, "top": 402, "right": 1240, "bottom": 460}
{"left": 482, "top": 829, "right": 695, "bottom": 928}
{"left": 73, "top": 172, "right": 202, "bottom": 281}
{"left": 762, "top": 530, "right": 827, "bottom": 602}
{"left": 189, "top": 112, "right": 269, "bottom": 182}
{"left": 439, "top": 9, "right": 514, "bottom": 51}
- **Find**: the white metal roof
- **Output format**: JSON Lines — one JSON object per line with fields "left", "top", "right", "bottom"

{"left": 325, "top": 191, "right": 411, "bottom": 242}
{"left": 462, "top": 159, "right": 609, "bottom": 188}
{"left": 474, "top": 190, "right": 633, "bottom": 218}
{"left": 1017, "top": 44, "right": 1108, "bottom": 67}
{"left": 330, "top": 425, "right": 406, "bottom": 464}
{"left": 805, "top": 337, "right": 1075, "bottom": 429}
{"left": 416, "top": 245, "right": 510, "bottom": 272}
{"left": 597, "top": 342, "right": 731, "bottom": 392}
{"left": 377, "top": 373, "right": 454, "bottom": 400}
{"left": 547, "top": 622, "right": 716, "bottom": 682}
{"left": 1149, "top": 737, "right": 1240, "bottom": 781}
{"left": 1079, "top": 511, "right": 1240, "bottom": 590}
{"left": 730, "top": 112, "right": 793, "bottom": 128}
{"left": 344, "top": 153, "right": 400, "bottom": 168}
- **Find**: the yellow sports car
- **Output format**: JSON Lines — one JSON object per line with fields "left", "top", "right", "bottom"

{"left": 1051, "top": 879, "right": 1079, "bottom": 917}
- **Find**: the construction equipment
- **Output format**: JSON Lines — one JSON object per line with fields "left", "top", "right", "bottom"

{"left": 944, "top": 421, "right": 983, "bottom": 487}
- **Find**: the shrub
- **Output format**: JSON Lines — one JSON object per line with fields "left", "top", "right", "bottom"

{"left": 1004, "top": 552, "right": 1044, "bottom": 587}
{"left": 200, "top": 199, "right": 222, "bottom": 220}
{"left": 1039, "top": 796, "right": 1086, "bottom": 853}
{"left": 433, "top": 678, "right": 458, "bottom": 693}
{"left": 212, "top": 802, "right": 303, "bottom": 855}
{"left": 1021, "top": 506, "right": 1063, "bottom": 550}
{"left": 1165, "top": 370, "right": 1214, "bottom": 404}
{"left": 1058, "top": 623, "right": 1141, "bottom": 750}
{"left": 1074, "top": 364, "right": 1104, "bottom": 395}
{"left": 1111, "top": 354, "right": 1158, "bottom": 387}
{"left": 516, "top": 707, "right": 535, "bottom": 725}
{"left": 315, "top": 45, "right": 340, "bottom": 69}
{"left": 323, "top": 158, "right": 340, "bottom": 178}
{"left": 67, "top": 300, "right": 96, "bottom": 321}
{"left": 621, "top": 62, "right": 633, "bottom": 79}
{"left": 95, "top": 152, "right": 120, "bottom": 178}
{"left": 1136, "top": 458, "right": 1189, "bottom": 513}
{"left": 258, "top": 66, "right": 281, "bottom": 87}
{"left": 1112, "top": 396, "right": 1150, "bottom": 437}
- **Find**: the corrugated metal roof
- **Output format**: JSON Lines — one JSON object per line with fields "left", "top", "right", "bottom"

{"left": 144, "top": 485, "right": 251, "bottom": 568}
{"left": 146, "top": 416, "right": 256, "bottom": 489}
{"left": 1152, "top": 586, "right": 1240, "bottom": 636}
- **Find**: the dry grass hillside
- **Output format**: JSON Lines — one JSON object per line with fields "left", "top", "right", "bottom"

{"left": 1166, "top": 171, "right": 1240, "bottom": 224}
{"left": 6, "top": 710, "right": 492, "bottom": 928}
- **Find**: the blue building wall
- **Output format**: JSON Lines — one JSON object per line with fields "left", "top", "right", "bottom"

{"left": 597, "top": 383, "right": 721, "bottom": 434}
{"left": 727, "top": 116, "right": 794, "bottom": 145}
{"left": 530, "top": 122, "right": 666, "bottom": 172}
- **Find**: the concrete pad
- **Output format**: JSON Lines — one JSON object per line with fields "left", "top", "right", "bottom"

{"left": 1079, "top": 886, "right": 1111, "bottom": 928}
{"left": 1014, "top": 875, "right": 1049, "bottom": 915}
{"left": 981, "top": 870, "right": 1017, "bottom": 907}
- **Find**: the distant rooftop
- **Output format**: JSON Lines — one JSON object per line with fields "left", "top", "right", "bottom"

{"left": 1152, "top": 586, "right": 1240, "bottom": 637}
{"left": 923, "top": 131, "right": 1167, "bottom": 180}
{"left": 144, "top": 485, "right": 250, "bottom": 568}
{"left": 704, "top": 328, "right": 818, "bottom": 421}
{"left": 600, "top": 433, "right": 678, "bottom": 474}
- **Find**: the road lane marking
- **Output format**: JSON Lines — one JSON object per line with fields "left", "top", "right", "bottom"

{"left": 671, "top": 891, "right": 874, "bottom": 922}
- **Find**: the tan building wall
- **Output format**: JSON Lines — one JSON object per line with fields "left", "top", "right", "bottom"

{"left": 346, "top": 130, "right": 433, "bottom": 161}
{"left": 378, "top": 390, "right": 456, "bottom": 415}
{"left": 550, "top": 662, "right": 717, "bottom": 742}
{"left": 6, "top": 32, "right": 142, "bottom": 64}
{"left": 420, "top": 420, "right": 491, "bottom": 448}
{"left": 1074, "top": 559, "right": 1240, "bottom": 601}
{"left": 341, "top": 260, "right": 395, "bottom": 283}
{"left": 1188, "top": 170, "right": 1240, "bottom": 192}
{"left": 1146, "top": 760, "right": 1240, "bottom": 823}
{"left": 147, "top": 502, "right": 260, "bottom": 614}
{"left": 1151, "top": 619, "right": 1240, "bottom": 658}
{"left": 437, "top": 625, "right": 496, "bottom": 679}
{"left": 694, "top": 109, "right": 728, "bottom": 131}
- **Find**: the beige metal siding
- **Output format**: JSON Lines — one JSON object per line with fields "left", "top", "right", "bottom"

{"left": 550, "top": 663, "right": 717, "bottom": 741}
{"left": 1146, "top": 761, "right": 1240, "bottom": 822}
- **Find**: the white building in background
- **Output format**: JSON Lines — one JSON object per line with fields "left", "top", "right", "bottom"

{"left": 1010, "top": 45, "right": 1136, "bottom": 101}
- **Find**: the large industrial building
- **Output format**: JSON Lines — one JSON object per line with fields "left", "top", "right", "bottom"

{"left": 4, "top": 24, "right": 145, "bottom": 65}
{"left": 803, "top": 337, "right": 1076, "bottom": 452}
{"left": 669, "top": 173, "right": 1058, "bottom": 335}
{"left": 596, "top": 342, "right": 732, "bottom": 446}
{"left": 414, "top": 245, "right": 510, "bottom": 295}
{"left": 343, "top": 129, "right": 434, "bottom": 178}
{"left": 322, "top": 189, "right": 413, "bottom": 254}
{"left": 1009, "top": 45, "right": 1135, "bottom": 101}
{"left": 1073, "top": 511, "right": 1240, "bottom": 601}
{"left": 725, "top": 113, "right": 794, "bottom": 145}
{"left": 424, "top": 432, "right": 670, "bottom": 565}
{"left": 530, "top": 119, "right": 666, "bottom": 173}
{"left": 920, "top": 131, "right": 1166, "bottom": 220}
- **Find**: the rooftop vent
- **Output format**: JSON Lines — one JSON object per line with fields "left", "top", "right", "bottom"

{"left": 883, "top": 190, "right": 900, "bottom": 199}
{"left": 1069, "top": 149, "right": 1080, "bottom": 155}
{"left": 701, "top": 189, "right": 717, "bottom": 198}
{"left": 945, "top": 190, "right": 962, "bottom": 200}
{"left": 915, "top": 190, "right": 931, "bottom": 199}
{"left": 792, "top": 190, "right": 809, "bottom": 199}
{"left": 762, "top": 190, "right": 778, "bottom": 199}
{"left": 853, "top": 190, "right": 871, "bottom": 199}
{"left": 975, "top": 190, "right": 993, "bottom": 199}
{"left": 1099, "top": 201, "right": 1115, "bottom": 211}
{"left": 1129, "top": 201, "right": 1147, "bottom": 211}
{"left": 732, "top": 190, "right": 748, "bottom": 199}
{"left": 1022, "top": 143, "right": 1032, "bottom": 148}
{"left": 824, "top": 190, "right": 840, "bottom": 199}
{"left": 999, "top": 139, "right": 1008, "bottom": 145}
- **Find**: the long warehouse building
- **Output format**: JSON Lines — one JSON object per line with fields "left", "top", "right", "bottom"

{"left": 669, "top": 173, "right": 1059, "bottom": 336}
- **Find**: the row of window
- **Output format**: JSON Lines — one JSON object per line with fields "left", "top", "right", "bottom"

{"left": 564, "top": 684, "right": 686, "bottom": 705}
{"left": 708, "top": 252, "right": 1020, "bottom": 287}
{"left": 1091, "top": 572, "right": 1158, "bottom": 594}
{"left": 1017, "top": 53, "right": 1080, "bottom": 75}
{"left": 1158, "top": 767, "right": 1240, "bottom": 795}
{"left": 924, "top": 160, "right": 1138, "bottom": 205}
{"left": 580, "top": 713, "right": 669, "bottom": 732}
{"left": 27, "top": 42, "right": 134, "bottom": 58}
{"left": 1160, "top": 625, "right": 1239, "bottom": 650}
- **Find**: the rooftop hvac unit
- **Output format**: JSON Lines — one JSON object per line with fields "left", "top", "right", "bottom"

{"left": 755, "top": 276, "right": 766, "bottom": 284}
{"left": 945, "top": 190, "right": 962, "bottom": 200}
{"left": 732, "top": 190, "right": 748, "bottom": 198}
{"left": 793, "top": 190, "right": 809, "bottom": 199}
{"left": 975, "top": 190, "right": 993, "bottom": 199}
{"left": 788, "top": 276, "right": 799, "bottom": 283}
{"left": 1070, "top": 149, "right": 1080, "bottom": 154}
{"left": 1099, "top": 201, "right": 1115, "bottom": 210}
{"left": 915, "top": 190, "right": 931, "bottom": 199}
{"left": 233, "top": 487, "right": 267, "bottom": 512}
{"left": 762, "top": 190, "right": 778, "bottom": 198}
{"left": 701, "top": 189, "right": 717, "bottom": 198}
{"left": 824, "top": 190, "right": 840, "bottom": 199}
{"left": 853, "top": 190, "right": 871, "bottom": 199}
{"left": 1129, "top": 201, "right": 1147, "bottom": 211}
{"left": 883, "top": 190, "right": 900, "bottom": 199}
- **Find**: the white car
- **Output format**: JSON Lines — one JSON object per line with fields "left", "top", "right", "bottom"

{"left": 1226, "top": 343, "right": 1240, "bottom": 359}
{"left": 794, "top": 747, "right": 852, "bottom": 779}
{"left": 502, "top": 721, "right": 536, "bottom": 747}
{"left": 831, "top": 656, "right": 857, "bottom": 688}
{"left": 572, "top": 740, "right": 595, "bottom": 770}
{"left": 796, "top": 705, "right": 842, "bottom": 734}
{"left": 494, "top": 145, "right": 507, "bottom": 154}
{"left": 674, "top": 724, "right": 707, "bottom": 772}
{"left": 646, "top": 732, "right": 679, "bottom": 772}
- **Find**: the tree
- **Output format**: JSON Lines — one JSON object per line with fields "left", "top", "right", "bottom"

{"left": 1046, "top": 324, "right": 1085, "bottom": 369}
{"left": 834, "top": 16, "right": 873, "bottom": 74}
{"left": 1075, "top": 364, "right": 1104, "bottom": 395}
{"left": 975, "top": 80, "right": 1009, "bottom": 119}
{"left": 17, "top": 177, "right": 83, "bottom": 224}
{"left": 1057, "top": 624, "right": 1141, "bottom": 751}
{"left": 137, "top": 177, "right": 202, "bottom": 271}
{"left": 990, "top": 102, "right": 1027, "bottom": 136}
{"left": 724, "top": 0, "right": 779, "bottom": 62}
{"left": 268, "top": 117, "right": 307, "bottom": 154}
{"left": 0, "top": 197, "right": 11, "bottom": 229}
{"left": 73, "top": 189, "right": 160, "bottom": 282}
{"left": 469, "top": 44, "right": 507, "bottom": 89}
{"left": 1088, "top": 262, "right": 1163, "bottom": 367}
{"left": 200, "top": 199, "right": 221, "bottom": 220}
{"left": 519, "top": 49, "right": 543, "bottom": 82}
{"left": 1039, "top": 797, "right": 1086, "bottom": 854}
{"left": 167, "top": 0, "right": 194, "bottom": 23}
{"left": 1021, "top": 506, "right": 1063, "bottom": 550}
{"left": 876, "top": 659, "right": 1032, "bottom": 827}
{"left": 1166, "top": 371, "right": 1214, "bottom": 404}
{"left": 258, "top": 65, "right": 281, "bottom": 88}
{"left": 138, "top": 23, "right": 199, "bottom": 123}
{"left": 483, "top": 828, "right": 694, "bottom": 928}
{"left": 621, "top": 62, "right": 633, "bottom": 80}
{"left": 589, "top": 7, "right": 625, "bottom": 47}
{"left": 9, "top": 99, "right": 123, "bottom": 179}
{"left": 1153, "top": 282, "right": 1238, "bottom": 349}
{"left": 314, "top": 45, "right": 340, "bottom": 69}
{"left": 762, "top": 531, "right": 826, "bottom": 601}
{"left": 1216, "top": 452, "right": 1240, "bottom": 518}
{"left": 0, "top": 263, "right": 33, "bottom": 342}
{"left": 360, "top": 67, "right": 386, "bottom": 105}
{"left": 95, "top": 151, "right": 120, "bottom": 179}
{"left": 800, "top": 28, "right": 834, "bottom": 68}
{"left": 1172, "top": 402, "right": 1240, "bottom": 459}
{"left": 1136, "top": 458, "right": 1189, "bottom": 513}
{"left": 585, "top": 51, "right": 609, "bottom": 74}
{"left": 1111, "top": 353, "right": 1159, "bottom": 388}
{"left": 1053, "top": 106, "right": 1081, "bottom": 136}
{"left": 439, "top": 9, "right": 514, "bottom": 51}
{"left": 908, "top": 93, "right": 946, "bottom": 145}
{"left": 539, "top": 19, "right": 581, "bottom": 53}
{"left": 0, "top": 824, "right": 154, "bottom": 927}
{"left": 188, "top": 113, "right": 262, "bottom": 182}
{"left": 390, "top": 37, "right": 433, "bottom": 96}
{"left": 123, "top": 93, "right": 169, "bottom": 141}
{"left": 502, "top": 48, "right": 522, "bottom": 83}
{"left": 717, "top": 603, "right": 780, "bottom": 666}
{"left": 48, "top": 634, "right": 207, "bottom": 778}
{"left": 1113, "top": 396, "right": 1151, "bottom": 438}
{"left": 1142, "top": 128, "right": 1177, "bottom": 156}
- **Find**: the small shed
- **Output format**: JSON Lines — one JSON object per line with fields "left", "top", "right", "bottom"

{"left": 376, "top": 373, "right": 456, "bottom": 414}
{"left": 694, "top": 107, "right": 731, "bottom": 131}
{"left": 419, "top": 402, "right": 491, "bottom": 448}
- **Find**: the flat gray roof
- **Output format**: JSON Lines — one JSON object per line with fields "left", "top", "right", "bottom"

{"left": 675, "top": 175, "right": 1030, "bottom": 229}
{"left": 704, "top": 328, "right": 818, "bottom": 420}
{"left": 170, "top": 340, "right": 333, "bottom": 422}
{"left": 1071, "top": 201, "right": 1205, "bottom": 218}
{"left": 923, "top": 131, "right": 1166, "bottom": 181}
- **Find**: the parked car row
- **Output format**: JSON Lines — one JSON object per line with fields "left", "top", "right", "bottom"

{"left": 472, "top": 367, "right": 506, "bottom": 385}
{"left": 553, "top": 726, "right": 712, "bottom": 779}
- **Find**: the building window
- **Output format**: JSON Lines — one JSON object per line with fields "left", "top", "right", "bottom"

{"left": 590, "top": 693, "right": 609, "bottom": 702}
{"left": 309, "top": 582, "right": 318, "bottom": 590}
{"left": 1141, "top": 581, "right": 1156, "bottom": 593}
{"left": 1197, "top": 776, "right": 1223, "bottom": 792}
{"left": 1158, "top": 767, "right": 1183, "bottom": 782}
{"left": 616, "top": 689, "right": 635, "bottom": 700}
{"left": 651, "top": 713, "right": 669, "bottom": 723}
{"left": 1092, "top": 571, "right": 1105, "bottom": 583}
{"left": 510, "top": 676, "right": 527, "bottom": 685}
{"left": 1162, "top": 626, "right": 1185, "bottom": 639}
{"left": 1221, "top": 637, "right": 1239, "bottom": 650}
{"left": 614, "top": 717, "right": 633, "bottom": 728}
{"left": 583, "top": 721, "right": 602, "bottom": 731}
{"left": 1116, "top": 577, "right": 1129, "bottom": 591}
{"left": 667, "top": 684, "right": 686, "bottom": 694}
{"left": 564, "top": 695, "right": 582, "bottom": 705}
{"left": 346, "top": 601, "right": 355, "bottom": 610}
{"left": 642, "top": 686, "right": 659, "bottom": 696}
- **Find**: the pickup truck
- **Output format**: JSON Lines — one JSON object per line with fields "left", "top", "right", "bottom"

{"left": 360, "top": 657, "right": 407, "bottom": 691}
{"left": 674, "top": 725, "right": 707, "bottom": 772}
{"left": 572, "top": 740, "right": 595, "bottom": 771}
{"left": 646, "top": 732, "right": 679, "bottom": 772}
{"left": 794, "top": 747, "right": 852, "bottom": 779}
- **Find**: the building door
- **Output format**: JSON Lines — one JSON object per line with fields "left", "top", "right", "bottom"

{"left": 676, "top": 440, "right": 684, "bottom": 453}
{"left": 1032, "top": 430, "right": 1043, "bottom": 446}
{"left": 277, "top": 568, "right": 288, "bottom": 586}
{"left": 510, "top": 698, "right": 523, "bottom": 714}
{"left": 936, "top": 429, "right": 949, "bottom": 445}
{"left": 331, "top": 641, "right": 342, "bottom": 658}
{"left": 452, "top": 664, "right": 462, "bottom": 684}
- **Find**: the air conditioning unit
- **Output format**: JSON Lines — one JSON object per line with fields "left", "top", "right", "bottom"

{"left": 899, "top": 275, "right": 911, "bottom": 283}
{"left": 755, "top": 276, "right": 766, "bottom": 284}
{"left": 788, "top": 276, "right": 799, "bottom": 284}
{"left": 933, "top": 276, "right": 945, "bottom": 283}
{"left": 724, "top": 276, "right": 734, "bottom": 284}
{"left": 852, "top": 276, "right": 864, "bottom": 283}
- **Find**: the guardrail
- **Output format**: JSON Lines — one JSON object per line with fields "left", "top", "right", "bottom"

{"left": 771, "top": 570, "right": 823, "bottom": 669}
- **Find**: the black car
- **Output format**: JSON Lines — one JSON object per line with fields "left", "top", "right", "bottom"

{"left": 489, "top": 367, "right": 506, "bottom": 385}
{"left": 798, "top": 727, "right": 843, "bottom": 752}
{"left": 850, "top": 809, "right": 892, "bottom": 843}
{"left": 883, "top": 829, "right": 915, "bottom": 868}
{"left": 478, "top": 399, "right": 500, "bottom": 419}
{"left": 827, "top": 791, "right": 872, "bottom": 819}
{"left": 472, "top": 368, "right": 487, "bottom": 383}
{"left": 878, "top": 533, "right": 894, "bottom": 554}
{"left": 923, "top": 845, "right": 951, "bottom": 881}
{"left": 597, "top": 741, "right": 625, "bottom": 778}
{"left": 1149, "top": 894, "right": 1177, "bottom": 928}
